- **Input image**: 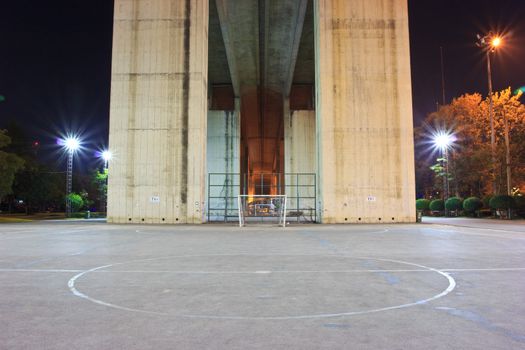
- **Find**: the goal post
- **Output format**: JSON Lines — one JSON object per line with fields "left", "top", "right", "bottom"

{"left": 238, "top": 195, "right": 287, "bottom": 227}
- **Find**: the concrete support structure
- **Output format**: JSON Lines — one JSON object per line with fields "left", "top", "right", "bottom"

{"left": 108, "top": 0, "right": 416, "bottom": 224}
{"left": 284, "top": 110, "right": 316, "bottom": 175}
{"left": 206, "top": 100, "right": 241, "bottom": 221}
{"left": 108, "top": 0, "right": 208, "bottom": 224}
{"left": 284, "top": 100, "right": 316, "bottom": 214}
{"left": 315, "top": 0, "right": 416, "bottom": 223}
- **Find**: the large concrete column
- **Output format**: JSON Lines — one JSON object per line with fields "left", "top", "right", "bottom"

{"left": 107, "top": 0, "right": 208, "bottom": 224}
{"left": 284, "top": 98, "right": 316, "bottom": 220}
{"left": 315, "top": 0, "right": 416, "bottom": 223}
{"left": 206, "top": 98, "right": 240, "bottom": 221}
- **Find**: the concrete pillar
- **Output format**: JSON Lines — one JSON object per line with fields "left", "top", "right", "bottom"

{"left": 206, "top": 98, "right": 240, "bottom": 221}
{"left": 107, "top": 0, "right": 208, "bottom": 224}
{"left": 314, "top": 0, "right": 416, "bottom": 223}
{"left": 284, "top": 98, "right": 316, "bottom": 217}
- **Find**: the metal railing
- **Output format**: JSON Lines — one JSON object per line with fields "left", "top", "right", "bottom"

{"left": 207, "top": 173, "right": 316, "bottom": 223}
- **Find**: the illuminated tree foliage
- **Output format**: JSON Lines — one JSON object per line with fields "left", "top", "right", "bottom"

{"left": 416, "top": 88, "right": 525, "bottom": 197}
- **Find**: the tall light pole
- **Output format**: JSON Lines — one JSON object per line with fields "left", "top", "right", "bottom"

{"left": 61, "top": 136, "right": 81, "bottom": 217}
{"left": 100, "top": 150, "right": 112, "bottom": 214}
{"left": 101, "top": 150, "right": 112, "bottom": 170}
{"left": 476, "top": 32, "right": 502, "bottom": 194}
{"left": 503, "top": 109, "right": 512, "bottom": 195}
{"left": 433, "top": 131, "right": 454, "bottom": 207}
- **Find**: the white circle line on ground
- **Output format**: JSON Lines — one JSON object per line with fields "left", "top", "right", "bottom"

{"left": 67, "top": 255, "right": 456, "bottom": 320}
{"left": 427, "top": 224, "right": 525, "bottom": 238}
{"left": 68, "top": 263, "right": 168, "bottom": 316}
{"left": 3, "top": 267, "right": 525, "bottom": 274}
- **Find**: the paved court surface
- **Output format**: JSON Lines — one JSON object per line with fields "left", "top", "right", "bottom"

{"left": 1, "top": 220, "right": 524, "bottom": 349}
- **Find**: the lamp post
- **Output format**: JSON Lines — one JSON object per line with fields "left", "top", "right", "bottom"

{"left": 61, "top": 136, "right": 81, "bottom": 217}
{"left": 433, "top": 131, "right": 454, "bottom": 213}
{"left": 476, "top": 32, "right": 502, "bottom": 194}
{"left": 99, "top": 150, "right": 112, "bottom": 214}
{"left": 101, "top": 150, "right": 112, "bottom": 170}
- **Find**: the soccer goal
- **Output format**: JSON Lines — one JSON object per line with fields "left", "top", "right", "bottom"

{"left": 237, "top": 195, "right": 287, "bottom": 227}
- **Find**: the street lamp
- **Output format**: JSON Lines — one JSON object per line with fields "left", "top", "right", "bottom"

{"left": 60, "top": 136, "right": 81, "bottom": 217}
{"left": 432, "top": 130, "right": 454, "bottom": 206}
{"left": 98, "top": 149, "right": 112, "bottom": 214}
{"left": 476, "top": 32, "right": 502, "bottom": 194}
{"left": 101, "top": 150, "right": 112, "bottom": 169}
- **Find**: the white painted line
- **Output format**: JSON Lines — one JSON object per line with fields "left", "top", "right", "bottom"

{"left": 441, "top": 267, "right": 525, "bottom": 272}
{"left": 427, "top": 225, "right": 525, "bottom": 239}
{"left": 67, "top": 255, "right": 457, "bottom": 320}
{"left": 3, "top": 267, "right": 525, "bottom": 275}
{"left": 0, "top": 268, "right": 84, "bottom": 273}
{"left": 68, "top": 264, "right": 167, "bottom": 316}
{"left": 181, "top": 257, "right": 457, "bottom": 320}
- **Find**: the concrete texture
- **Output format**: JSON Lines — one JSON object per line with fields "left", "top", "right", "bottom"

{"left": 423, "top": 217, "right": 525, "bottom": 232}
{"left": 109, "top": 0, "right": 416, "bottom": 224}
{"left": 285, "top": 105, "right": 316, "bottom": 210}
{"left": 1, "top": 221, "right": 525, "bottom": 349}
{"left": 207, "top": 104, "right": 241, "bottom": 221}
{"left": 315, "top": 0, "right": 416, "bottom": 223}
{"left": 108, "top": 0, "right": 209, "bottom": 224}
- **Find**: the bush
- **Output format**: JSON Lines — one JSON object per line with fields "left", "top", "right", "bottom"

{"left": 66, "top": 193, "right": 84, "bottom": 212}
{"left": 429, "top": 199, "right": 444, "bottom": 212}
{"left": 463, "top": 197, "right": 483, "bottom": 213}
{"left": 482, "top": 195, "right": 493, "bottom": 209}
{"left": 515, "top": 196, "right": 525, "bottom": 218}
{"left": 515, "top": 196, "right": 525, "bottom": 210}
{"left": 416, "top": 199, "right": 431, "bottom": 211}
{"left": 489, "top": 195, "right": 516, "bottom": 210}
{"left": 445, "top": 197, "right": 462, "bottom": 211}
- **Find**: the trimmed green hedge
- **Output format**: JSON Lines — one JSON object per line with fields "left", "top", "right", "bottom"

{"left": 463, "top": 197, "right": 483, "bottom": 213}
{"left": 445, "top": 197, "right": 462, "bottom": 211}
{"left": 429, "top": 199, "right": 445, "bottom": 211}
{"left": 416, "top": 199, "right": 431, "bottom": 211}
{"left": 514, "top": 196, "right": 525, "bottom": 210}
{"left": 482, "top": 195, "right": 493, "bottom": 209}
{"left": 489, "top": 195, "right": 516, "bottom": 210}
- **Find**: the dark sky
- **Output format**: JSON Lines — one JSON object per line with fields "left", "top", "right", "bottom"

{"left": 0, "top": 0, "right": 524, "bottom": 168}
{"left": 409, "top": 0, "right": 525, "bottom": 121}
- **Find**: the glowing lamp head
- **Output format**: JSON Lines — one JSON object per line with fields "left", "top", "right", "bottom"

{"left": 63, "top": 137, "right": 80, "bottom": 153}
{"left": 101, "top": 150, "right": 112, "bottom": 162}
{"left": 433, "top": 132, "right": 454, "bottom": 150}
{"left": 491, "top": 36, "right": 502, "bottom": 48}
{"left": 490, "top": 36, "right": 501, "bottom": 48}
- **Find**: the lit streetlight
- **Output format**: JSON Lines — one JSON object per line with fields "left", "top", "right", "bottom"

{"left": 98, "top": 149, "right": 112, "bottom": 214}
{"left": 101, "top": 150, "right": 112, "bottom": 169}
{"left": 432, "top": 130, "right": 454, "bottom": 206}
{"left": 476, "top": 32, "right": 503, "bottom": 194}
{"left": 59, "top": 136, "right": 81, "bottom": 217}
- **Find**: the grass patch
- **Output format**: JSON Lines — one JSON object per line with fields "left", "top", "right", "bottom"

{"left": 0, "top": 216, "right": 33, "bottom": 223}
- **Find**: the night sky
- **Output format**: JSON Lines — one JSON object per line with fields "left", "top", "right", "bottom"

{"left": 1, "top": 0, "right": 524, "bottom": 170}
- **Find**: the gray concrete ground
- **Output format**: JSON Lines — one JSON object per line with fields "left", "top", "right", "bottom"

{"left": 1, "top": 220, "right": 524, "bottom": 349}
{"left": 423, "top": 216, "right": 525, "bottom": 232}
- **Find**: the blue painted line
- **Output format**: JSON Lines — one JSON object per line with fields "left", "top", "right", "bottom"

{"left": 437, "top": 307, "right": 525, "bottom": 343}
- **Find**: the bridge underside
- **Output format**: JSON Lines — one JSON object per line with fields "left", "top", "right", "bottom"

{"left": 108, "top": 0, "right": 416, "bottom": 224}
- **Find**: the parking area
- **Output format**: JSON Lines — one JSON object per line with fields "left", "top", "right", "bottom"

{"left": 1, "top": 220, "right": 524, "bottom": 349}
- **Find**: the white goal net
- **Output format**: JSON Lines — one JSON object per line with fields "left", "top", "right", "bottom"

{"left": 238, "top": 195, "right": 287, "bottom": 227}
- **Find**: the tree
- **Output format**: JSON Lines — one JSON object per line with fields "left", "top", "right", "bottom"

{"left": 91, "top": 168, "right": 108, "bottom": 212}
{"left": 416, "top": 89, "right": 525, "bottom": 198}
{"left": 13, "top": 162, "right": 65, "bottom": 213}
{"left": 0, "top": 130, "right": 24, "bottom": 201}
{"left": 429, "top": 156, "right": 452, "bottom": 198}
